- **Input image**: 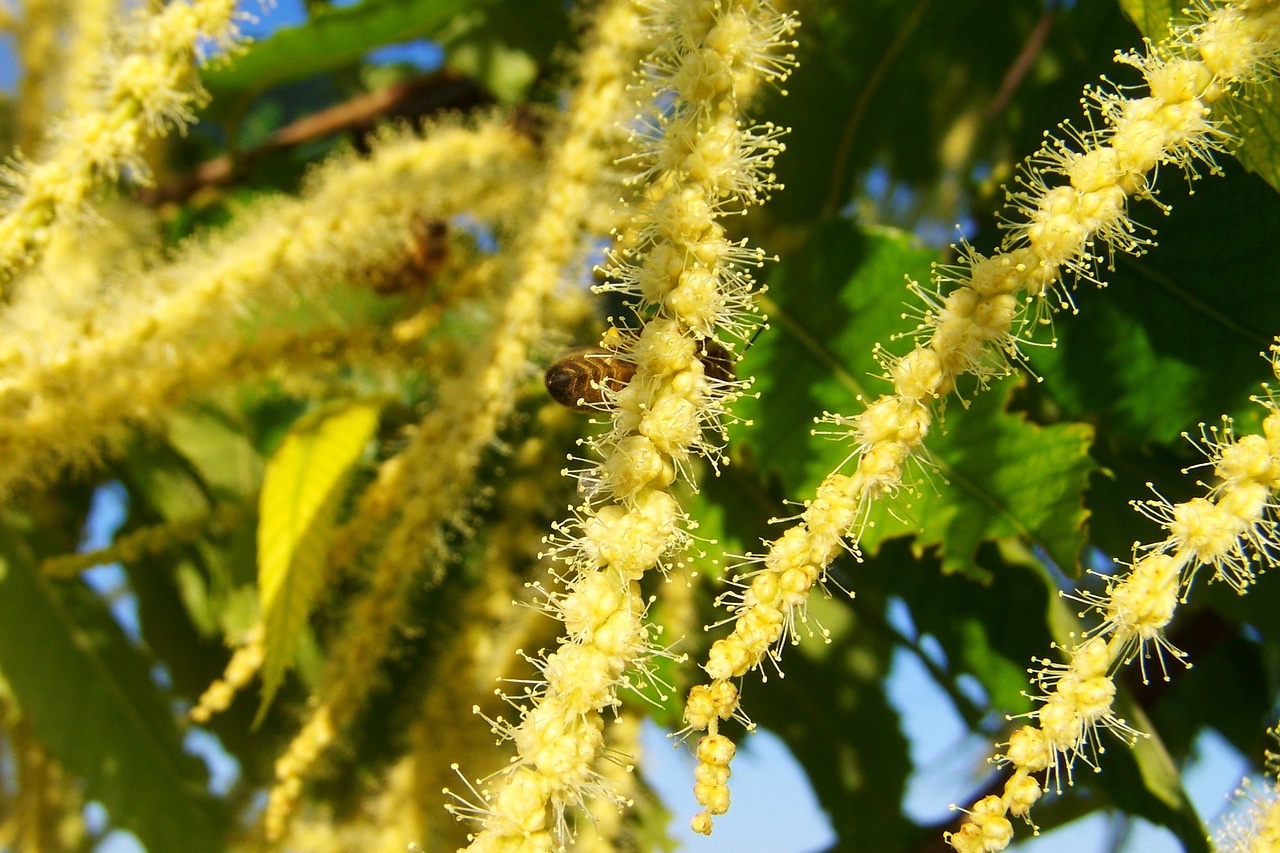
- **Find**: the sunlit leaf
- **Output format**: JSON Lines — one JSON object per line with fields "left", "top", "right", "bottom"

{"left": 257, "top": 400, "right": 381, "bottom": 716}
{"left": 1115, "top": 0, "right": 1179, "bottom": 38}
{"left": 861, "top": 379, "right": 1095, "bottom": 579}
{"left": 733, "top": 221, "right": 931, "bottom": 493}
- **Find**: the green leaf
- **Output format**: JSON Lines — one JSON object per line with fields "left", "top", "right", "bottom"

{"left": 257, "top": 400, "right": 381, "bottom": 717}
{"left": 1092, "top": 676, "right": 1210, "bottom": 853}
{"left": 1114, "top": 0, "right": 1179, "bottom": 40}
{"left": 120, "top": 439, "right": 254, "bottom": 641}
{"left": 762, "top": 0, "right": 1133, "bottom": 224}
{"left": 1027, "top": 160, "right": 1280, "bottom": 447}
{"left": 861, "top": 379, "right": 1096, "bottom": 579}
{"left": 867, "top": 540, "right": 1053, "bottom": 719}
{"left": 0, "top": 532, "right": 223, "bottom": 852}
{"left": 737, "top": 220, "right": 1097, "bottom": 579}
{"left": 1150, "top": 624, "right": 1271, "bottom": 760}
{"left": 123, "top": 438, "right": 211, "bottom": 521}
{"left": 1032, "top": 573, "right": 1209, "bottom": 850}
{"left": 167, "top": 408, "right": 264, "bottom": 501}
{"left": 1026, "top": 168, "right": 1280, "bottom": 565}
{"left": 1233, "top": 85, "right": 1280, "bottom": 194}
{"left": 204, "top": 0, "right": 485, "bottom": 104}
{"left": 441, "top": 0, "right": 569, "bottom": 104}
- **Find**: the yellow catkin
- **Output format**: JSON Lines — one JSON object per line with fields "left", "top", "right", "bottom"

{"left": 211, "top": 232, "right": 487, "bottom": 403}
{"left": 189, "top": 625, "right": 265, "bottom": 724}
{"left": 183, "top": 322, "right": 425, "bottom": 403}
{"left": 678, "top": 0, "right": 1280, "bottom": 843}
{"left": 260, "top": 318, "right": 516, "bottom": 840}
{"left": 0, "top": 0, "right": 244, "bottom": 284}
{"left": 410, "top": 574, "right": 551, "bottom": 851}
{"left": 266, "top": 435, "right": 566, "bottom": 853}
{"left": 270, "top": 758, "right": 419, "bottom": 853}
{"left": 4, "top": 709, "right": 85, "bottom": 851}
{"left": 0, "top": 119, "right": 533, "bottom": 498}
{"left": 945, "top": 392, "right": 1280, "bottom": 853}
{"left": 324, "top": 257, "right": 507, "bottom": 571}
{"left": 13, "top": 0, "right": 63, "bottom": 154}
{"left": 950, "top": 362, "right": 1280, "bottom": 850}
{"left": 410, "top": 420, "right": 571, "bottom": 851}
{"left": 260, "top": 269, "right": 538, "bottom": 838}
{"left": 946, "top": 5, "right": 1280, "bottom": 848}
{"left": 42, "top": 503, "right": 245, "bottom": 579}
{"left": 265, "top": 404, "right": 575, "bottom": 842}
{"left": 263, "top": 1, "right": 648, "bottom": 838}
{"left": 570, "top": 710, "right": 643, "bottom": 853}
{"left": 1216, "top": 724, "right": 1280, "bottom": 853}
{"left": 449, "top": 1, "right": 795, "bottom": 848}
{"left": 62, "top": 0, "right": 121, "bottom": 118}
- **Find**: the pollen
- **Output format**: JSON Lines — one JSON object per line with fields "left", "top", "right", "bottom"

{"left": 1105, "top": 552, "right": 1180, "bottom": 640}
{"left": 1169, "top": 496, "right": 1244, "bottom": 566}
{"left": 513, "top": 704, "right": 605, "bottom": 791}
{"left": 600, "top": 435, "right": 674, "bottom": 498}
{"left": 1215, "top": 433, "right": 1280, "bottom": 487}
{"left": 892, "top": 347, "right": 945, "bottom": 402}
{"left": 1004, "top": 726, "right": 1053, "bottom": 773}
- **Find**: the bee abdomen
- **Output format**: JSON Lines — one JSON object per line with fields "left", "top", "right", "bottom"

{"left": 696, "top": 338, "right": 736, "bottom": 385}
{"left": 544, "top": 347, "right": 637, "bottom": 412}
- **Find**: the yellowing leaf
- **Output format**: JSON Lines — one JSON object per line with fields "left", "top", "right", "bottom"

{"left": 257, "top": 400, "right": 380, "bottom": 717}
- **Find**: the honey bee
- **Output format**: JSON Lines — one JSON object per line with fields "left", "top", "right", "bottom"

{"left": 544, "top": 336, "right": 735, "bottom": 412}
{"left": 694, "top": 337, "right": 736, "bottom": 386}
{"left": 544, "top": 347, "right": 636, "bottom": 412}
{"left": 371, "top": 215, "right": 449, "bottom": 295}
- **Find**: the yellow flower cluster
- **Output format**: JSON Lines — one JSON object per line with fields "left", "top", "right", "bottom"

{"left": 953, "top": 348, "right": 1280, "bottom": 852}
{"left": 6, "top": 0, "right": 1279, "bottom": 847}
{"left": 41, "top": 502, "right": 244, "bottom": 580}
{"left": 190, "top": 624, "right": 264, "bottom": 724}
{"left": 0, "top": 121, "right": 532, "bottom": 499}
{"left": 448, "top": 1, "right": 795, "bottom": 850}
{"left": 262, "top": 0, "right": 650, "bottom": 838}
{"left": 683, "top": 0, "right": 1280, "bottom": 842}
{"left": 0, "top": 0, "right": 243, "bottom": 284}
